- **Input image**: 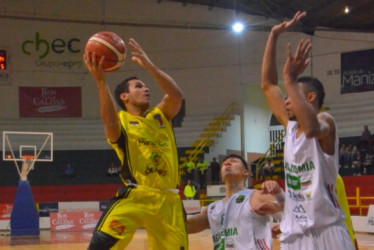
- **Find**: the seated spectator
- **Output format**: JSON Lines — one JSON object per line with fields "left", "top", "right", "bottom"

{"left": 262, "top": 158, "right": 274, "bottom": 180}
{"left": 363, "top": 152, "right": 373, "bottom": 175}
{"left": 345, "top": 144, "right": 356, "bottom": 169}
{"left": 352, "top": 150, "right": 364, "bottom": 176}
{"left": 106, "top": 162, "right": 118, "bottom": 177}
{"left": 63, "top": 163, "right": 76, "bottom": 178}
{"left": 339, "top": 144, "right": 348, "bottom": 168}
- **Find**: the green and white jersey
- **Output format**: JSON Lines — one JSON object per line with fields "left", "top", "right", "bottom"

{"left": 207, "top": 189, "right": 272, "bottom": 250}
{"left": 281, "top": 120, "right": 345, "bottom": 241}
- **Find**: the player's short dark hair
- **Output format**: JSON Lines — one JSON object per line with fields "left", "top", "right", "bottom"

{"left": 114, "top": 76, "right": 138, "bottom": 110}
{"left": 222, "top": 154, "right": 248, "bottom": 170}
{"left": 297, "top": 76, "right": 325, "bottom": 109}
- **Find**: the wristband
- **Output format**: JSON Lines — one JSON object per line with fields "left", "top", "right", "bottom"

{"left": 274, "top": 190, "right": 285, "bottom": 203}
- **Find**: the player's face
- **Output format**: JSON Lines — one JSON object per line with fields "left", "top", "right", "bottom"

{"left": 221, "top": 157, "right": 248, "bottom": 181}
{"left": 126, "top": 79, "right": 150, "bottom": 109}
{"left": 284, "top": 96, "right": 296, "bottom": 121}
{"left": 284, "top": 83, "right": 312, "bottom": 121}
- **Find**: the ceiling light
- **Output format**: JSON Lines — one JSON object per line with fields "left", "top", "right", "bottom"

{"left": 232, "top": 21, "right": 244, "bottom": 33}
{"left": 344, "top": 6, "right": 350, "bottom": 14}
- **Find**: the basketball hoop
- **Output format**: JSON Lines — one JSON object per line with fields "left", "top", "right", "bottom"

{"left": 20, "top": 155, "right": 36, "bottom": 181}
{"left": 22, "top": 154, "right": 35, "bottom": 163}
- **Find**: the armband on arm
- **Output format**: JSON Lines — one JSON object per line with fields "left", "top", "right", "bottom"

{"left": 274, "top": 189, "right": 285, "bottom": 203}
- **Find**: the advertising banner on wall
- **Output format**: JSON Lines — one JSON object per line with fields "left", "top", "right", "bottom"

{"left": 49, "top": 211, "right": 102, "bottom": 232}
{"left": 341, "top": 49, "right": 374, "bottom": 94}
{"left": 39, "top": 202, "right": 59, "bottom": 217}
{"left": 0, "top": 203, "right": 12, "bottom": 220}
{"left": 182, "top": 200, "right": 201, "bottom": 215}
{"left": 19, "top": 86, "right": 82, "bottom": 117}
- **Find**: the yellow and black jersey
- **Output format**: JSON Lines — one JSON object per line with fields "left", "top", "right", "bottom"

{"left": 109, "top": 107, "right": 179, "bottom": 189}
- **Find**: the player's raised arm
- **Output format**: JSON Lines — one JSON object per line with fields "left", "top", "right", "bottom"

{"left": 261, "top": 11, "right": 306, "bottom": 128}
{"left": 83, "top": 53, "right": 121, "bottom": 143}
{"left": 283, "top": 40, "right": 336, "bottom": 154}
{"left": 186, "top": 206, "right": 210, "bottom": 234}
{"left": 128, "top": 38, "right": 183, "bottom": 121}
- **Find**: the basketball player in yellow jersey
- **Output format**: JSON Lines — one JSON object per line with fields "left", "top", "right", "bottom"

{"left": 84, "top": 38, "right": 187, "bottom": 250}
{"left": 336, "top": 175, "right": 359, "bottom": 250}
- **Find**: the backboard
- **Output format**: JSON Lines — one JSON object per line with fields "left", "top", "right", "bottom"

{"left": 2, "top": 131, "right": 53, "bottom": 162}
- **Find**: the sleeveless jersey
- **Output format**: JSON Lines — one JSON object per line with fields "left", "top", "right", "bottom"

{"left": 109, "top": 107, "right": 179, "bottom": 189}
{"left": 281, "top": 120, "right": 345, "bottom": 240}
{"left": 207, "top": 189, "right": 272, "bottom": 250}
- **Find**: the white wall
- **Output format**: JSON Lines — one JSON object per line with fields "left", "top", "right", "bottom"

{"left": 0, "top": 0, "right": 269, "bottom": 118}
{"left": 1, "top": 0, "right": 374, "bottom": 153}
{"left": 243, "top": 30, "right": 374, "bottom": 155}
{"left": 204, "top": 115, "right": 242, "bottom": 162}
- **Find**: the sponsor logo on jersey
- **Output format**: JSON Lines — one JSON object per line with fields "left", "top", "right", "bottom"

{"left": 235, "top": 195, "right": 245, "bottom": 203}
{"left": 295, "top": 214, "right": 308, "bottom": 224}
{"left": 286, "top": 174, "right": 301, "bottom": 190}
{"left": 293, "top": 204, "right": 306, "bottom": 214}
{"left": 153, "top": 114, "right": 165, "bottom": 128}
{"left": 129, "top": 120, "right": 139, "bottom": 126}
{"left": 109, "top": 219, "right": 125, "bottom": 235}
{"left": 212, "top": 227, "right": 238, "bottom": 243}
{"left": 289, "top": 191, "right": 306, "bottom": 201}
{"left": 284, "top": 161, "right": 315, "bottom": 174}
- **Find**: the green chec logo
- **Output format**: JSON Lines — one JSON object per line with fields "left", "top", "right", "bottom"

{"left": 286, "top": 174, "right": 301, "bottom": 190}
{"left": 22, "top": 32, "right": 80, "bottom": 59}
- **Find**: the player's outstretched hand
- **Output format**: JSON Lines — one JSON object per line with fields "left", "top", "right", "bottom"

{"left": 272, "top": 11, "right": 306, "bottom": 37}
{"left": 128, "top": 38, "right": 155, "bottom": 70}
{"left": 283, "top": 39, "right": 312, "bottom": 82}
{"left": 83, "top": 52, "right": 105, "bottom": 83}
{"left": 261, "top": 180, "right": 282, "bottom": 195}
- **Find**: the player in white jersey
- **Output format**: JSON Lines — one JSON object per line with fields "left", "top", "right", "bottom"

{"left": 186, "top": 154, "right": 284, "bottom": 250}
{"left": 261, "top": 11, "right": 354, "bottom": 249}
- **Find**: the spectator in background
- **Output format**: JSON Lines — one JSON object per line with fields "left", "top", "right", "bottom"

{"left": 63, "top": 163, "right": 76, "bottom": 178}
{"left": 106, "top": 162, "right": 118, "bottom": 177}
{"left": 184, "top": 179, "right": 196, "bottom": 200}
{"left": 196, "top": 158, "right": 209, "bottom": 189}
{"left": 345, "top": 144, "right": 356, "bottom": 169}
{"left": 360, "top": 125, "right": 371, "bottom": 148}
{"left": 262, "top": 158, "right": 275, "bottom": 180}
{"left": 363, "top": 151, "right": 373, "bottom": 175}
{"left": 209, "top": 157, "right": 220, "bottom": 184}
{"left": 352, "top": 150, "right": 364, "bottom": 176}
{"left": 185, "top": 157, "right": 196, "bottom": 181}
{"left": 339, "top": 144, "right": 348, "bottom": 168}
{"left": 359, "top": 125, "right": 372, "bottom": 152}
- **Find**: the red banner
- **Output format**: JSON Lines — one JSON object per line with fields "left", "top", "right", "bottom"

{"left": 19, "top": 87, "right": 82, "bottom": 117}
{"left": 0, "top": 203, "right": 13, "bottom": 220}
{"left": 50, "top": 211, "right": 102, "bottom": 232}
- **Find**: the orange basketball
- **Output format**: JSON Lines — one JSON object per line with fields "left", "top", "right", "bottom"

{"left": 85, "top": 31, "right": 126, "bottom": 72}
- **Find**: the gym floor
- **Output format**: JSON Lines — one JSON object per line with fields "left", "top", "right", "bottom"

{"left": 0, "top": 229, "right": 374, "bottom": 249}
